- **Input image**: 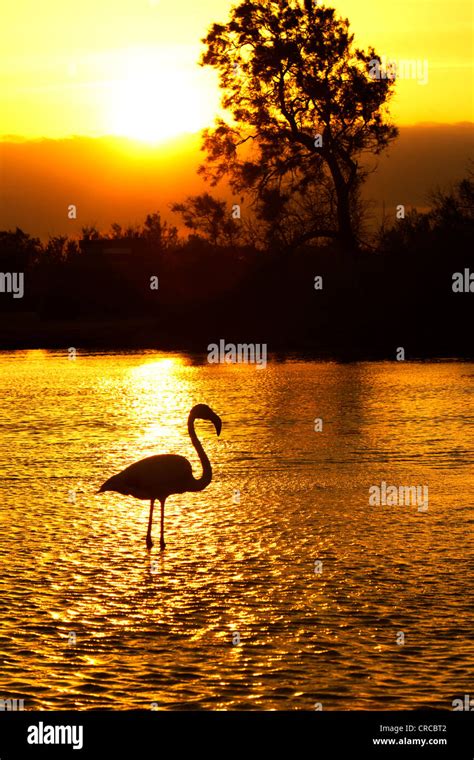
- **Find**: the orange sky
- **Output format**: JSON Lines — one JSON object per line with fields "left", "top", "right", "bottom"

{"left": 1, "top": 0, "right": 473, "bottom": 143}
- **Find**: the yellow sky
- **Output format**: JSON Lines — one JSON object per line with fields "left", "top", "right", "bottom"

{"left": 1, "top": 0, "right": 473, "bottom": 142}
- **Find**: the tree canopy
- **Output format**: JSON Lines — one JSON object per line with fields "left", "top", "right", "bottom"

{"left": 171, "top": 193, "right": 242, "bottom": 246}
{"left": 200, "top": 0, "right": 398, "bottom": 252}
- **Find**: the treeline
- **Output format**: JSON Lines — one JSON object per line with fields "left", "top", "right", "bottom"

{"left": 0, "top": 178, "right": 473, "bottom": 357}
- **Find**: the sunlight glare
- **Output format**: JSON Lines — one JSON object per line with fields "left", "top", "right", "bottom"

{"left": 107, "top": 48, "right": 213, "bottom": 144}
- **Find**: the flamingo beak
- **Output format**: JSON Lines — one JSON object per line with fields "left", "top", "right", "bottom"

{"left": 213, "top": 415, "right": 222, "bottom": 437}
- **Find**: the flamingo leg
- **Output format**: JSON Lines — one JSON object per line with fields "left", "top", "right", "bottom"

{"left": 146, "top": 499, "right": 154, "bottom": 549}
{"left": 160, "top": 499, "right": 166, "bottom": 551}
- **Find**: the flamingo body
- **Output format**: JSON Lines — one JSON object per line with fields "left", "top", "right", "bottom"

{"left": 99, "top": 455, "right": 195, "bottom": 501}
{"left": 98, "top": 404, "right": 221, "bottom": 550}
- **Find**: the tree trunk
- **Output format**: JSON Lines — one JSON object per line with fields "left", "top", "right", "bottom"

{"left": 325, "top": 150, "right": 358, "bottom": 254}
{"left": 336, "top": 188, "right": 358, "bottom": 253}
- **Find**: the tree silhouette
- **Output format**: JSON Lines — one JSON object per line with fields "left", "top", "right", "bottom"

{"left": 200, "top": 0, "right": 398, "bottom": 252}
{"left": 380, "top": 171, "right": 474, "bottom": 255}
{"left": 81, "top": 225, "right": 102, "bottom": 241}
{"left": 86, "top": 214, "right": 178, "bottom": 251}
{"left": 142, "top": 212, "right": 179, "bottom": 252}
{"left": 44, "top": 236, "right": 79, "bottom": 264}
{"left": 171, "top": 193, "right": 241, "bottom": 246}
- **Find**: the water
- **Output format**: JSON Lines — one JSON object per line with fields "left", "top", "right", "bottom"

{"left": 0, "top": 351, "right": 472, "bottom": 710}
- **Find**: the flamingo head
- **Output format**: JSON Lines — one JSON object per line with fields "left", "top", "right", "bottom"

{"left": 190, "top": 404, "right": 222, "bottom": 436}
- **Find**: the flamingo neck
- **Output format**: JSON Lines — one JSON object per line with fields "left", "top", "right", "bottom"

{"left": 188, "top": 415, "right": 212, "bottom": 491}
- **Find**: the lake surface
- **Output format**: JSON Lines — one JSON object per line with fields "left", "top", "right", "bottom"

{"left": 0, "top": 351, "right": 473, "bottom": 710}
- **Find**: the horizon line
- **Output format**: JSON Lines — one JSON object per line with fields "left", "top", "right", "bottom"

{"left": 1, "top": 121, "right": 474, "bottom": 144}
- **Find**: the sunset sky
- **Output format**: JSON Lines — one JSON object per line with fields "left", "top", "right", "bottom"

{"left": 1, "top": 0, "right": 473, "bottom": 143}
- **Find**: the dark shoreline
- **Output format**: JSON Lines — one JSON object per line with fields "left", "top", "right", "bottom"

{"left": 1, "top": 317, "right": 472, "bottom": 361}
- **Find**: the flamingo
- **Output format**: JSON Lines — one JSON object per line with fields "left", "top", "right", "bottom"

{"left": 97, "top": 404, "right": 222, "bottom": 550}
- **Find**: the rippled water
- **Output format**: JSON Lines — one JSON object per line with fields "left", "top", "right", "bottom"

{"left": 0, "top": 351, "right": 473, "bottom": 710}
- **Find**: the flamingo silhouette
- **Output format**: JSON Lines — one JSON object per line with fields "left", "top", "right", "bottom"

{"left": 98, "top": 404, "right": 222, "bottom": 550}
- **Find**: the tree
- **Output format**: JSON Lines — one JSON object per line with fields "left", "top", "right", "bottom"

{"left": 81, "top": 225, "right": 102, "bottom": 241}
{"left": 171, "top": 193, "right": 241, "bottom": 246}
{"left": 380, "top": 171, "right": 474, "bottom": 255}
{"left": 43, "top": 235, "right": 79, "bottom": 264}
{"left": 429, "top": 171, "right": 474, "bottom": 230}
{"left": 142, "top": 212, "right": 179, "bottom": 252}
{"left": 200, "top": 0, "right": 398, "bottom": 252}
{"left": 0, "top": 228, "right": 42, "bottom": 267}
{"left": 108, "top": 214, "right": 178, "bottom": 250}
{"left": 110, "top": 223, "right": 123, "bottom": 239}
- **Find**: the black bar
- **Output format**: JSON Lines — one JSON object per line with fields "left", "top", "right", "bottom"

{"left": 0, "top": 710, "right": 473, "bottom": 758}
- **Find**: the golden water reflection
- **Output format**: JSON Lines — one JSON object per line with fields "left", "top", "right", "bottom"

{"left": 0, "top": 352, "right": 472, "bottom": 709}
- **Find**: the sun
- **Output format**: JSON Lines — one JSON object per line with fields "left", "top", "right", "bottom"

{"left": 106, "top": 48, "right": 215, "bottom": 144}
